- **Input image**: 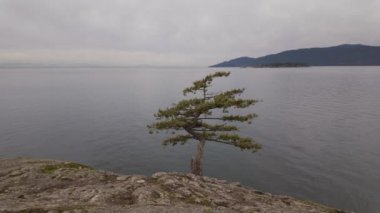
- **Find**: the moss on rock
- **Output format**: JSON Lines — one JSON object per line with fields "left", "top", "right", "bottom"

{"left": 41, "top": 162, "right": 92, "bottom": 174}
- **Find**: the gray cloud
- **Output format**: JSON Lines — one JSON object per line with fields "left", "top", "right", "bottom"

{"left": 0, "top": 0, "right": 379, "bottom": 66}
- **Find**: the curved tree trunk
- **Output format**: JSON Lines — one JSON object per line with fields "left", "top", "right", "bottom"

{"left": 191, "top": 139, "right": 206, "bottom": 176}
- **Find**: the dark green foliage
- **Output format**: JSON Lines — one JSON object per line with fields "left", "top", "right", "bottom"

{"left": 148, "top": 71, "right": 261, "bottom": 152}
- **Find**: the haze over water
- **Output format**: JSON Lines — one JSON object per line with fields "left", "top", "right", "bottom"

{"left": 0, "top": 67, "right": 379, "bottom": 212}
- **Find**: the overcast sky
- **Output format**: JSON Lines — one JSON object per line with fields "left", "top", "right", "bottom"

{"left": 0, "top": 0, "right": 379, "bottom": 66}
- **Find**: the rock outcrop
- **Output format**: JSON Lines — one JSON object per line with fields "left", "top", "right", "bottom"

{"left": 0, "top": 158, "right": 350, "bottom": 213}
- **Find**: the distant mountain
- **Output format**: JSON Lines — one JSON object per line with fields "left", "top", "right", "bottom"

{"left": 210, "top": 44, "right": 380, "bottom": 67}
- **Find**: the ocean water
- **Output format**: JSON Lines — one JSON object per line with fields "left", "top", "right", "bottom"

{"left": 0, "top": 67, "right": 379, "bottom": 212}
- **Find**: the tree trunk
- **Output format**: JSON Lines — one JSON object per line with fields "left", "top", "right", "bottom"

{"left": 191, "top": 139, "right": 206, "bottom": 176}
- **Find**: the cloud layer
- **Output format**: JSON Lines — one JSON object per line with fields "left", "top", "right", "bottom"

{"left": 0, "top": 0, "right": 379, "bottom": 66}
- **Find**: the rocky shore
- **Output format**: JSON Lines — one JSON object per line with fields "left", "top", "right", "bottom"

{"left": 0, "top": 158, "right": 350, "bottom": 213}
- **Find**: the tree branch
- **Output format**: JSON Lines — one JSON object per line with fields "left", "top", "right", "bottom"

{"left": 198, "top": 117, "right": 223, "bottom": 120}
{"left": 204, "top": 138, "right": 234, "bottom": 145}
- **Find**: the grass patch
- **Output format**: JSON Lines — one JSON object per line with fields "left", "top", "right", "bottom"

{"left": 199, "top": 198, "right": 212, "bottom": 207}
{"left": 16, "top": 208, "right": 48, "bottom": 213}
{"left": 107, "top": 192, "right": 135, "bottom": 205}
{"left": 41, "top": 162, "right": 92, "bottom": 174}
{"left": 299, "top": 199, "right": 348, "bottom": 213}
{"left": 183, "top": 195, "right": 212, "bottom": 207}
{"left": 16, "top": 205, "right": 90, "bottom": 213}
{"left": 54, "top": 205, "right": 89, "bottom": 213}
{"left": 204, "top": 208, "right": 213, "bottom": 213}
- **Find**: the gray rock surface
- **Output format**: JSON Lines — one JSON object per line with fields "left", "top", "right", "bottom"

{"left": 0, "top": 158, "right": 351, "bottom": 213}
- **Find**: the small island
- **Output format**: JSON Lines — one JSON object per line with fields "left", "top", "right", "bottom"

{"left": 0, "top": 158, "right": 350, "bottom": 213}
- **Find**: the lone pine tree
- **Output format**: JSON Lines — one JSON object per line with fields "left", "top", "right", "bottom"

{"left": 148, "top": 71, "right": 261, "bottom": 175}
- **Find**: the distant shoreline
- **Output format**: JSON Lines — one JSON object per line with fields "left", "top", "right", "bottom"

{"left": 210, "top": 44, "right": 380, "bottom": 68}
{"left": 247, "top": 62, "right": 310, "bottom": 68}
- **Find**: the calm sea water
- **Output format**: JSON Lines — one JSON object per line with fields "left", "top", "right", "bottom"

{"left": 0, "top": 67, "right": 379, "bottom": 212}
